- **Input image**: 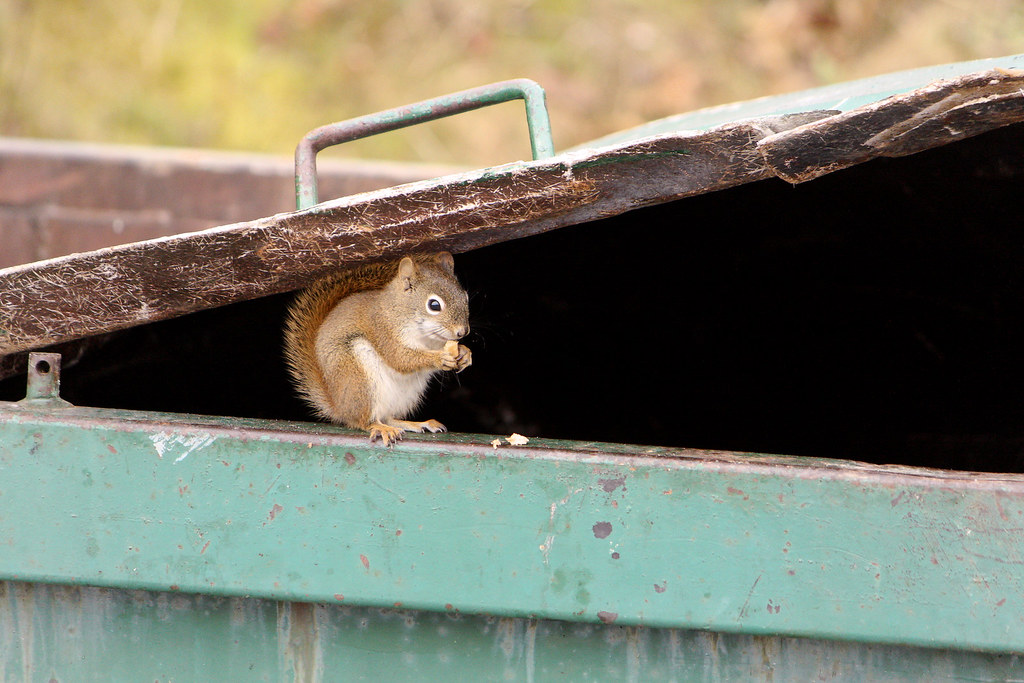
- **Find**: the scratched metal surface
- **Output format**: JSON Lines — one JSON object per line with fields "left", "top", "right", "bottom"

{"left": 2, "top": 582, "right": 1021, "bottom": 682}
{"left": 579, "top": 52, "right": 1024, "bottom": 148}
{"left": 1, "top": 393, "right": 1023, "bottom": 655}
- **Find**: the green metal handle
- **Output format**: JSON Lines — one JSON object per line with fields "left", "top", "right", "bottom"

{"left": 294, "top": 79, "right": 555, "bottom": 210}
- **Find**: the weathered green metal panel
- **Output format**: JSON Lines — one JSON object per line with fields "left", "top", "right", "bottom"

{"left": 1, "top": 397, "right": 1022, "bottom": 655}
{"left": 3, "top": 582, "right": 1020, "bottom": 682}
{"left": 580, "top": 52, "right": 1024, "bottom": 148}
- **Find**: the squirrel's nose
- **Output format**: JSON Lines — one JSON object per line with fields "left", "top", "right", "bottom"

{"left": 454, "top": 324, "right": 469, "bottom": 338}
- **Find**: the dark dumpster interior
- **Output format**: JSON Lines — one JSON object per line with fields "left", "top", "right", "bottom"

{"left": 2, "top": 124, "right": 1023, "bottom": 473}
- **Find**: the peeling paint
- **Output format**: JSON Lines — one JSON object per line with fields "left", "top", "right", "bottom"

{"left": 267, "top": 504, "right": 283, "bottom": 522}
{"left": 148, "top": 431, "right": 215, "bottom": 462}
{"left": 598, "top": 477, "right": 626, "bottom": 493}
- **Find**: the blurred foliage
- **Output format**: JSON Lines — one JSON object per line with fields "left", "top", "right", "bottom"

{"left": 2, "top": 0, "right": 1023, "bottom": 167}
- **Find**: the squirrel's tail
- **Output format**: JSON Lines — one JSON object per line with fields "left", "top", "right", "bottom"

{"left": 283, "top": 260, "right": 401, "bottom": 420}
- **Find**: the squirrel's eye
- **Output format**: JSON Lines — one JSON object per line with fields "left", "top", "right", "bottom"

{"left": 427, "top": 296, "right": 444, "bottom": 314}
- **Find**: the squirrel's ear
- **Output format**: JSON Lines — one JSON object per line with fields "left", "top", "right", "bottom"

{"left": 434, "top": 251, "right": 455, "bottom": 274}
{"left": 398, "top": 256, "right": 416, "bottom": 291}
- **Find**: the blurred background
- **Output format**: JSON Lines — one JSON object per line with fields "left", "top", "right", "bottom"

{"left": 2, "top": 0, "right": 1023, "bottom": 168}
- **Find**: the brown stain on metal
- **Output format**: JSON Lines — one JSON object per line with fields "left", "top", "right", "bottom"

{"left": 995, "top": 493, "right": 1010, "bottom": 521}
{"left": 268, "top": 503, "right": 283, "bottom": 522}
{"left": 727, "top": 486, "right": 749, "bottom": 501}
{"left": 282, "top": 602, "right": 322, "bottom": 683}
{"left": 360, "top": 554, "right": 369, "bottom": 570}
{"left": 757, "top": 636, "right": 777, "bottom": 683}
{"left": 344, "top": 452, "right": 356, "bottom": 465}
{"left": 654, "top": 582, "right": 666, "bottom": 593}
{"left": 597, "top": 610, "right": 618, "bottom": 624}
{"left": 592, "top": 521, "right": 612, "bottom": 539}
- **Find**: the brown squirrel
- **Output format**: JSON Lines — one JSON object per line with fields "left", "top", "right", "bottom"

{"left": 284, "top": 252, "right": 472, "bottom": 446}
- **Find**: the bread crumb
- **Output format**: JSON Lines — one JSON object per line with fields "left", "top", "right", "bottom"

{"left": 490, "top": 438, "right": 502, "bottom": 449}
{"left": 507, "top": 433, "right": 529, "bottom": 446}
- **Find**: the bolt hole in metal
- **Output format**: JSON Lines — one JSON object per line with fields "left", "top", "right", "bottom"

{"left": 21, "top": 352, "right": 71, "bottom": 406}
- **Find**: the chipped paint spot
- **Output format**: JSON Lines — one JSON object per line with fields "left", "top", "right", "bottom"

{"left": 597, "top": 611, "right": 618, "bottom": 624}
{"left": 654, "top": 582, "right": 666, "bottom": 593}
{"left": 592, "top": 522, "right": 612, "bottom": 539}
{"left": 360, "top": 554, "right": 370, "bottom": 570}
{"left": 267, "top": 503, "right": 283, "bottom": 522}
{"left": 344, "top": 452, "right": 356, "bottom": 465}
{"left": 171, "top": 435, "right": 215, "bottom": 462}
{"left": 598, "top": 476, "right": 626, "bottom": 493}
{"left": 334, "top": 593, "right": 345, "bottom": 601}
{"left": 149, "top": 431, "right": 215, "bottom": 462}
{"left": 541, "top": 534, "right": 555, "bottom": 565}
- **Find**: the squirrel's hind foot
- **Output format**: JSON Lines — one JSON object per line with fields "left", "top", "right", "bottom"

{"left": 368, "top": 419, "right": 448, "bottom": 447}
{"left": 391, "top": 419, "right": 447, "bottom": 434}
{"left": 368, "top": 422, "right": 404, "bottom": 447}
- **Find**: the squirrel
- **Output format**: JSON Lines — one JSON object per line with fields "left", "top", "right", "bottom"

{"left": 283, "top": 251, "right": 472, "bottom": 446}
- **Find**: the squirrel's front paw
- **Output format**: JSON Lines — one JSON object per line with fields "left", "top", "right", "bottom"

{"left": 440, "top": 340, "right": 472, "bottom": 372}
{"left": 454, "top": 343, "right": 472, "bottom": 373}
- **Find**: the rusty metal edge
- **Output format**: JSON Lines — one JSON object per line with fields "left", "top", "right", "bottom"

{"left": 4, "top": 400, "right": 1024, "bottom": 489}
{"left": 758, "top": 67, "right": 1024, "bottom": 182}
{"left": 0, "top": 114, "right": 809, "bottom": 357}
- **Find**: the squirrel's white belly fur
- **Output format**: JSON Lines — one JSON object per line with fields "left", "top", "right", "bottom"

{"left": 351, "top": 338, "right": 435, "bottom": 421}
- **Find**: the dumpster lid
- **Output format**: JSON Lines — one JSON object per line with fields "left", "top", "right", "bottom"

{"left": 2, "top": 54, "right": 1024, "bottom": 358}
